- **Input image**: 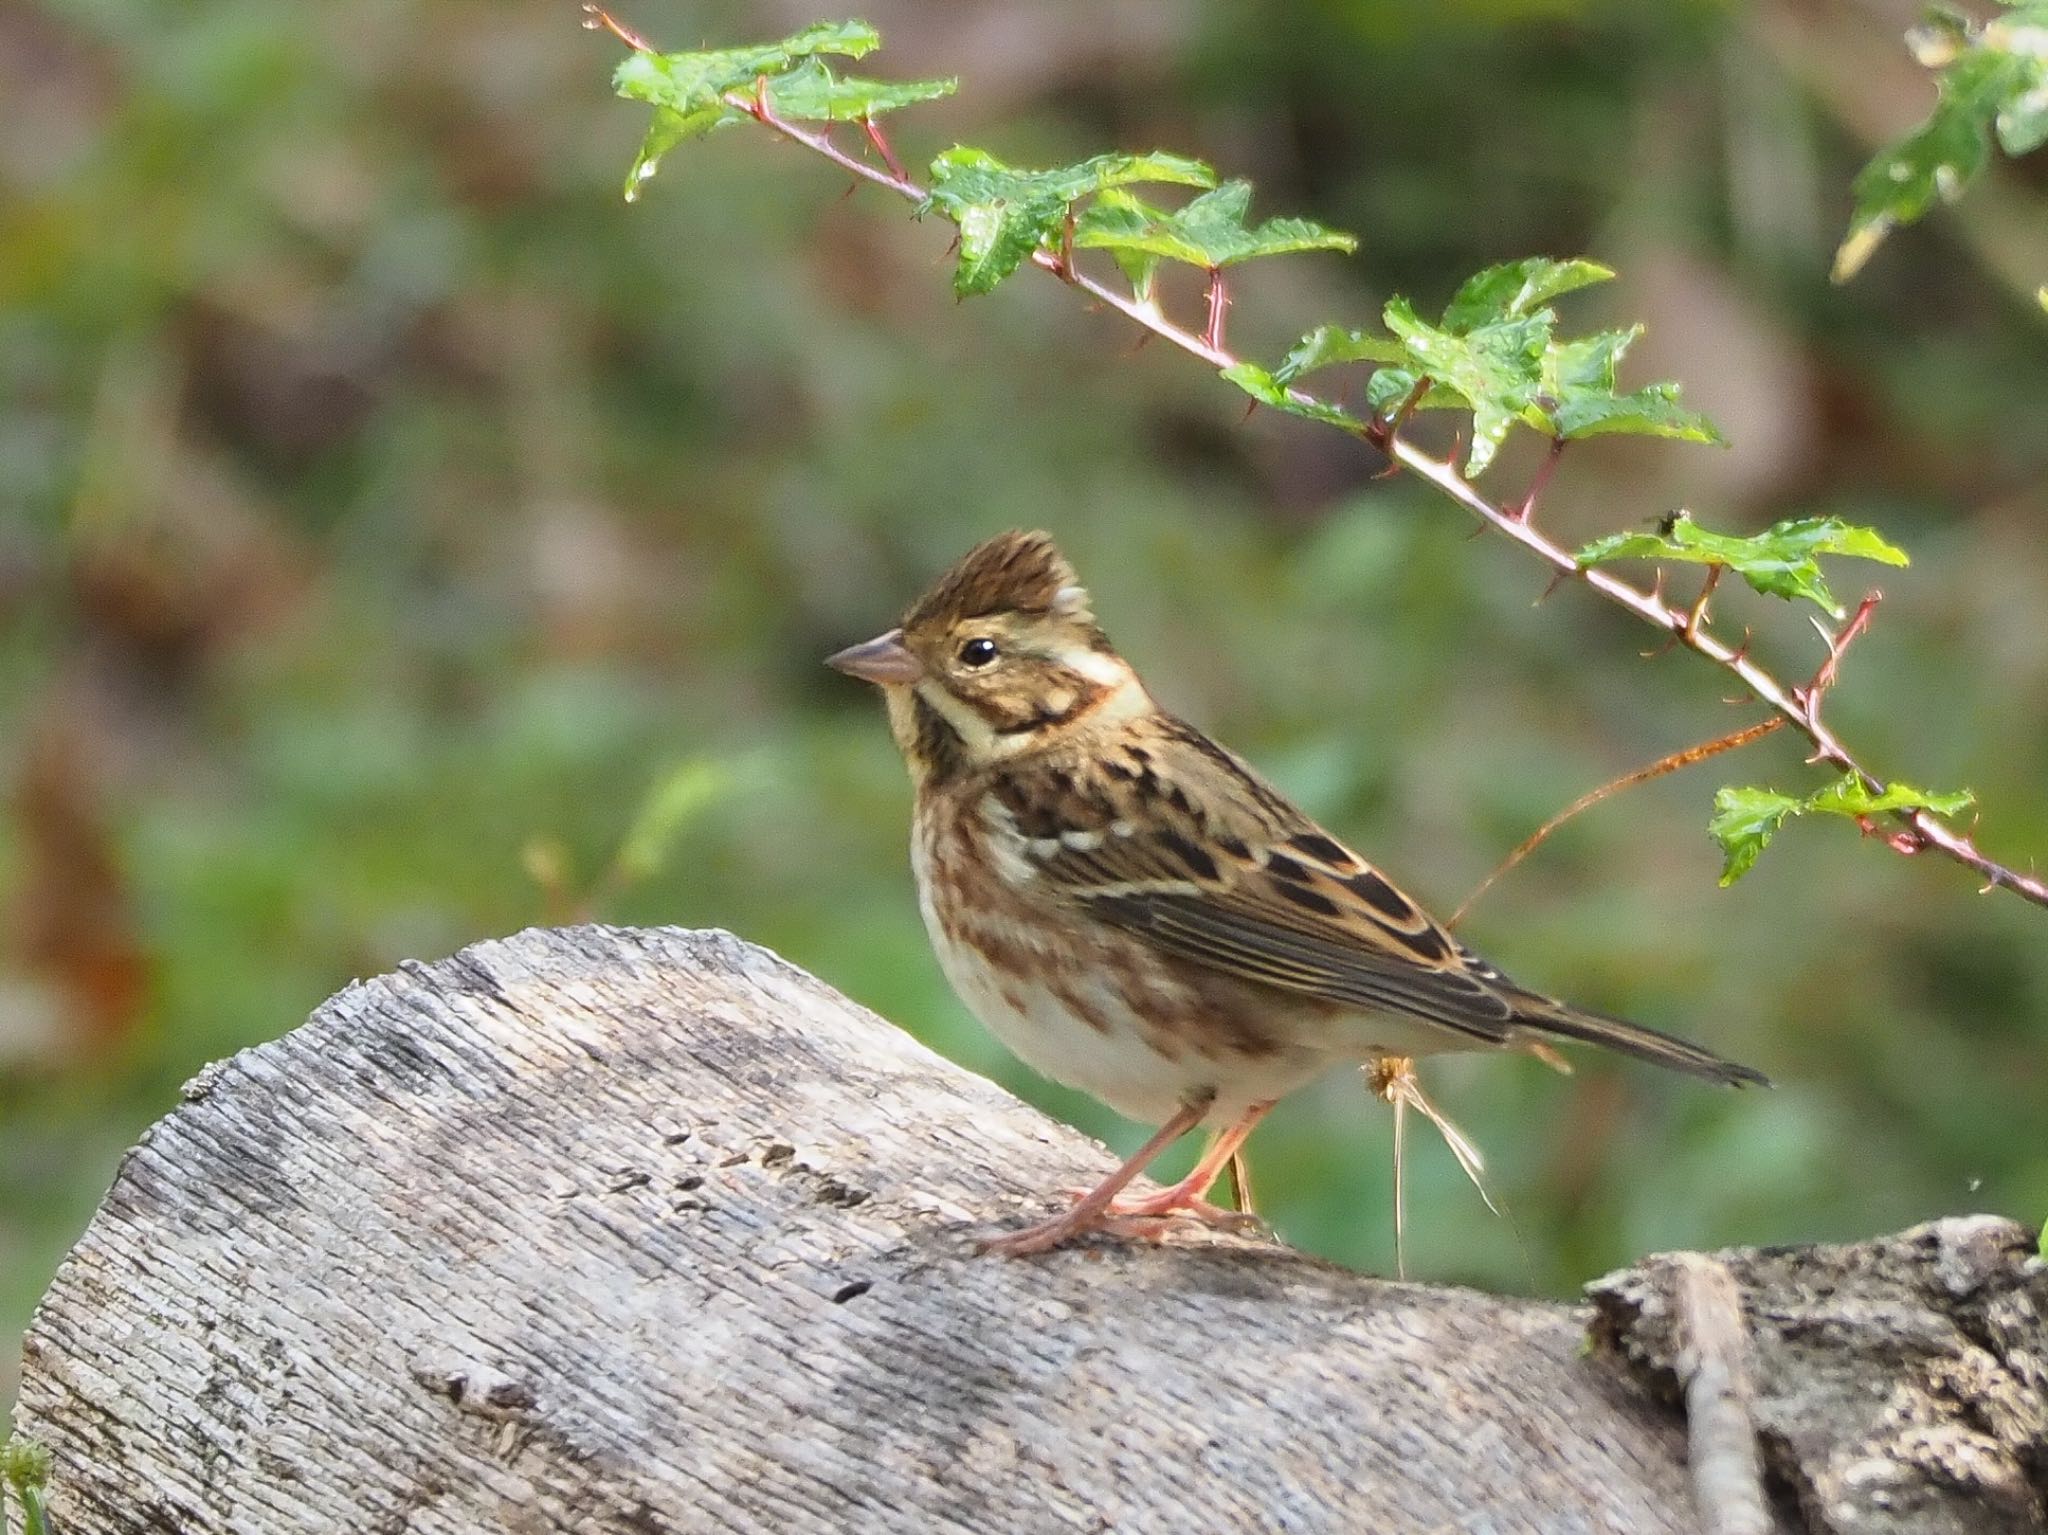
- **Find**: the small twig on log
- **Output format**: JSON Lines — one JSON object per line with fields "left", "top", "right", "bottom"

{"left": 1671, "top": 1255, "right": 1770, "bottom": 1535}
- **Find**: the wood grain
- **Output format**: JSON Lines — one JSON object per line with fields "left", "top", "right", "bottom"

{"left": 10, "top": 925, "right": 2039, "bottom": 1532}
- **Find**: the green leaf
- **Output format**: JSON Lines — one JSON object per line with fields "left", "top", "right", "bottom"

{"left": 1219, "top": 362, "right": 1366, "bottom": 430}
{"left": 1442, "top": 257, "right": 1614, "bottom": 330}
{"left": 621, "top": 106, "right": 729, "bottom": 199}
{"left": 1233, "top": 258, "right": 1719, "bottom": 461}
{"left": 763, "top": 58, "right": 956, "bottom": 123}
{"left": 1549, "top": 382, "right": 1723, "bottom": 443}
{"left": 1710, "top": 786, "right": 1807, "bottom": 885}
{"left": 1074, "top": 181, "right": 1355, "bottom": 272}
{"left": 1710, "top": 773, "right": 1973, "bottom": 884}
{"left": 612, "top": 20, "right": 890, "bottom": 197}
{"left": 1363, "top": 367, "right": 1431, "bottom": 418}
{"left": 923, "top": 148, "right": 1216, "bottom": 296}
{"left": 1834, "top": 4, "right": 2048, "bottom": 279}
{"left": 1545, "top": 325, "right": 1634, "bottom": 392}
{"left": 1806, "top": 775, "right": 1975, "bottom": 821}
{"left": 1381, "top": 297, "right": 1550, "bottom": 475}
{"left": 759, "top": 18, "right": 885, "bottom": 58}
{"left": 1273, "top": 324, "right": 1408, "bottom": 385}
{"left": 1540, "top": 325, "right": 1723, "bottom": 444}
{"left": 1992, "top": 5, "right": 2048, "bottom": 154}
{"left": 614, "top": 759, "right": 728, "bottom": 884}
{"left": 1575, "top": 513, "right": 1908, "bottom": 617}
{"left": 1770, "top": 517, "right": 1913, "bottom": 566}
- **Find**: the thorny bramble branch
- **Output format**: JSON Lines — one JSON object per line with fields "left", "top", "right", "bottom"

{"left": 585, "top": 8, "right": 2047, "bottom": 912}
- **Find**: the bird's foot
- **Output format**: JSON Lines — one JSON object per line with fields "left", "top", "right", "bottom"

{"left": 1055, "top": 1176, "right": 1255, "bottom": 1228}
{"left": 977, "top": 1205, "right": 1120, "bottom": 1257}
{"left": 983, "top": 1183, "right": 1261, "bottom": 1256}
{"left": 1106, "top": 1185, "right": 1260, "bottom": 1230}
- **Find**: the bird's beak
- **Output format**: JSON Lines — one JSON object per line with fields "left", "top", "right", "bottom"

{"left": 825, "top": 628, "right": 924, "bottom": 685}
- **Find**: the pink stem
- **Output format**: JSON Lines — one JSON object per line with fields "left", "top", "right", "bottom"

{"left": 704, "top": 75, "right": 2047, "bottom": 910}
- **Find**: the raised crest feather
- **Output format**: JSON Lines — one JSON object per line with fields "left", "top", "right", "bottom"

{"left": 904, "top": 530, "right": 1092, "bottom": 630}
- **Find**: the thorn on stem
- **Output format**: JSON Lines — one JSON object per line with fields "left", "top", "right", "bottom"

{"left": 860, "top": 115, "right": 907, "bottom": 181}
{"left": 1376, "top": 375, "right": 1431, "bottom": 441}
{"left": 582, "top": 3, "right": 652, "bottom": 52}
{"left": 1203, "top": 268, "right": 1230, "bottom": 351}
{"left": 1804, "top": 590, "right": 1882, "bottom": 721}
{"left": 1684, "top": 565, "right": 1722, "bottom": 641}
{"left": 1512, "top": 437, "right": 1567, "bottom": 524}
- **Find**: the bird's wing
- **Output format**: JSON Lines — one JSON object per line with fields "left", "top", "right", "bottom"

{"left": 995, "top": 719, "right": 1520, "bottom": 1044}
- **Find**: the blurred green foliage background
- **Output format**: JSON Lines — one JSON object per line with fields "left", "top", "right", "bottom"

{"left": 3, "top": 0, "right": 2046, "bottom": 1412}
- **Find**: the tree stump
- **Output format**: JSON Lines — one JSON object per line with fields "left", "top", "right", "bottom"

{"left": 8, "top": 926, "right": 2043, "bottom": 1533}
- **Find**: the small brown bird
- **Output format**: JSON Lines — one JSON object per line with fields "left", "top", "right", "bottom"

{"left": 829, "top": 531, "right": 1765, "bottom": 1256}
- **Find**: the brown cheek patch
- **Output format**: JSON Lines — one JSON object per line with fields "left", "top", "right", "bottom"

{"left": 987, "top": 668, "right": 1105, "bottom": 736}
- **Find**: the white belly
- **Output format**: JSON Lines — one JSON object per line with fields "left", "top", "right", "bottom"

{"left": 912, "top": 813, "right": 1334, "bottom": 1126}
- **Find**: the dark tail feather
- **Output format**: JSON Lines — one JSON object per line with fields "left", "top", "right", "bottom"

{"left": 1511, "top": 999, "right": 1769, "bottom": 1087}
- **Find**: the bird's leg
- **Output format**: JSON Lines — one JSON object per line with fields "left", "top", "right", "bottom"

{"left": 979, "top": 1098, "right": 1209, "bottom": 1257}
{"left": 1105, "top": 1101, "right": 1273, "bottom": 1224}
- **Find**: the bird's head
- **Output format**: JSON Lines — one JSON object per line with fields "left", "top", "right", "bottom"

{"left": 827, "top": 530, "right": 1152, "bottom": 782}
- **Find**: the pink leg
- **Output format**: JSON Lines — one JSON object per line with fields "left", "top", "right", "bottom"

{"left": 979, "top": 1100, "right": 1208, "bottom": 1257}
{"left": 1106, "top": 1101, "right": 1273, "bottom": 1221}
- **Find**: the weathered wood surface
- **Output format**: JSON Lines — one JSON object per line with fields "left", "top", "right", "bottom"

{"left": 7, "top": 925, "right": 2041, "bottom": 1534}
{"left": 1591, "top": 1218, "right": 2048, "bottom": 1535}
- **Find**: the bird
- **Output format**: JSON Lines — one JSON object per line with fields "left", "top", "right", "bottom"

{"left": 827, "top": 530, "right": 1766, "bottom": 1256}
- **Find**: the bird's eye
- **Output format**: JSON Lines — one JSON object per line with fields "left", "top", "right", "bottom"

{"left": 957, "top": 637, "right": 999, "bottom": 668}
